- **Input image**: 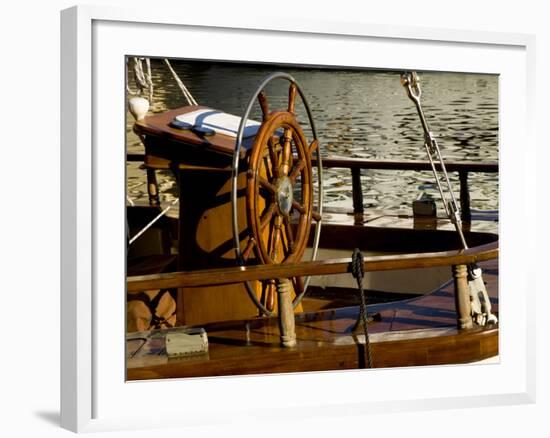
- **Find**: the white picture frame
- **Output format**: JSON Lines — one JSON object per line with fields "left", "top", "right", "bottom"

{"left": 60, "top": 5, "right": 536, "bottom": 433}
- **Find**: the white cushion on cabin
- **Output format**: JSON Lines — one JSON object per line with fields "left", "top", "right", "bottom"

{"left": 175, "top": 108, "right": 260, "bottom": 138}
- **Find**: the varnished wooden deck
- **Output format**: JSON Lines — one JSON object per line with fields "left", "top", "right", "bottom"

{"left": 127, "top": 259, "right": 498, "bottom": 380}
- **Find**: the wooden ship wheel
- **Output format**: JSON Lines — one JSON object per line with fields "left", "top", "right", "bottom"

{"left": 231, "top": 73, "right": 323, "bottom": 316}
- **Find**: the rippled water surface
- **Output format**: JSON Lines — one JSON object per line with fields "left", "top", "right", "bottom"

{"left": 127, "top": 59, "right": 498, "bottom": 213}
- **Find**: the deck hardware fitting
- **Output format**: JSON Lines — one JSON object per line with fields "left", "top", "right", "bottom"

{"left": 401, "top": 71, "right": 498, "bottom": 327}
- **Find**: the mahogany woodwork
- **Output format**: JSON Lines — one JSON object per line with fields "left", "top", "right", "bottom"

{"left": 134, "top": 104, "right": 310, "bottom": 323}
{"left": 247, "top": 111, "right": 313, "bottom": 265}
{"left": 127, "top": 152, "right": 498, "bottom": 175}
{"left": 134, "top": 105, "right": 253, "bottom": 158}
{"left": 130, "top": 105, "right": 499, "bottom": 327}
{"left": 311, "top": 157, "right": 498, "bottom": 173}
{"left": 127, "top": 260, "right": 499, "bottom": 379}
{"left": 128, "top": 327, "right": 498, "bottom": 379}
{"left": 127, "top": 241, "right": 498, "bottom": 292}
{"left": 174, "top": 168, "right": 263, "bottom": 325}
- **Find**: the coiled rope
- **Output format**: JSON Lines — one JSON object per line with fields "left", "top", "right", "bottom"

{"left": 351, "top": 248, "right": 373, "bottom": 368}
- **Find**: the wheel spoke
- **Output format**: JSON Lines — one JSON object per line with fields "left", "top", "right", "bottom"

{"left": 283, "top": 215, "right": 295, "bottom": 254}
{"left": 262, "top": 156, "right": 273, "bottom": 181}
{"left": 292, "top": 200, "right": 321, "bottom": 221}
{"left": 288, "top": 83, "right": 297, "bottom": 113}
{"left": 266, "top": 280, "right": 276, "bottom": 312}
{"left": 241, "top": 237, "right": 256, "bottom": 261}
{"left": 288, "top": 159, "right": 306, "bottom": 183}
{"left": 259, "top": 176, "right": 277, "bottom": 194}
{"left": 269, "top": 215, "right": 283, "bottom": 262}
{"left": 291, "top": 200, "right": 306, "bottom": 215}
{"left": 280, "top": 130, "right": 292, "bottom": 176}
{"left": 258, "top": 91, "right": 269, "bottom": 121}
{"left": 308, "top": 139, "right": 319, "bottom": 156}
{"left": 267, "top": 137, "right": 280, "bottom": 178}
{"left": 260, "top": 203, "right": 277, "bottom": 230}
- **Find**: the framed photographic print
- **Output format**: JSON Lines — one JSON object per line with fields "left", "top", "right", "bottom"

{"left": 61, "top": 5, "right": 535, "bottom": 433}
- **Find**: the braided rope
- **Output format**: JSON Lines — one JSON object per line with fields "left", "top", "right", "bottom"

{"left": 351, "top": 248, "right": 373, "bottom": 368}
{"left": 127, "top": 57, "right": 153, "bottom": 99}
{"left": 163, "top": 59, "right": 198, "bottom": 106}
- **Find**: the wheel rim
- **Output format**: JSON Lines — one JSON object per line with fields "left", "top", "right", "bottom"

{"left": 231, "top": 72, "right": 323, "bottom": 316}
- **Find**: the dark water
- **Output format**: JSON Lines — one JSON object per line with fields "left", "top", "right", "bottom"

{"left": 126, "top": 59, "right": 498, "bottom": 213}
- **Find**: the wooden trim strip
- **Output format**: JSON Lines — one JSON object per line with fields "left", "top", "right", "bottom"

{"left": 127, "top": 153, "right": 498, "bottom": 173}
{"left": 312, "top": 157, "right": 498, "bottom": 173}
{"left": 127, "top": 242, "right": 498, "bottom": 292}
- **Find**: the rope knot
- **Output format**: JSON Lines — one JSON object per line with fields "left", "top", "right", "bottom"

{"left": 351, "top": 248, "right": 364, "bottom": 281}
{"left": 350, "top": 247, "right": 372, "bottom": 368}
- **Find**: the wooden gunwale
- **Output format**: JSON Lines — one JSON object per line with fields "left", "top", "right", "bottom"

{"left": 127, "top": 241, "right": 498, "bottom": 292}
{"left": 126, "top": 258, "right": 499, "bottom": 379}
{"left": 127, "top": 327, "right": 498, "bottom": 379}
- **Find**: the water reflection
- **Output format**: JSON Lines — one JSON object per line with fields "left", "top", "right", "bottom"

{"left": 127, "top": 59, "right": 498, "bottom": 213}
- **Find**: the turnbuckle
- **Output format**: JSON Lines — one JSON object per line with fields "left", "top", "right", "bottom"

{"left": 401, "top": 72, "right": 437, "bottom": 154}
{"left": 401, "top": 70, "right": 465, "bottom": 240}
{"left": 400, "top": 71, "right": 421, "bottom": 104}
